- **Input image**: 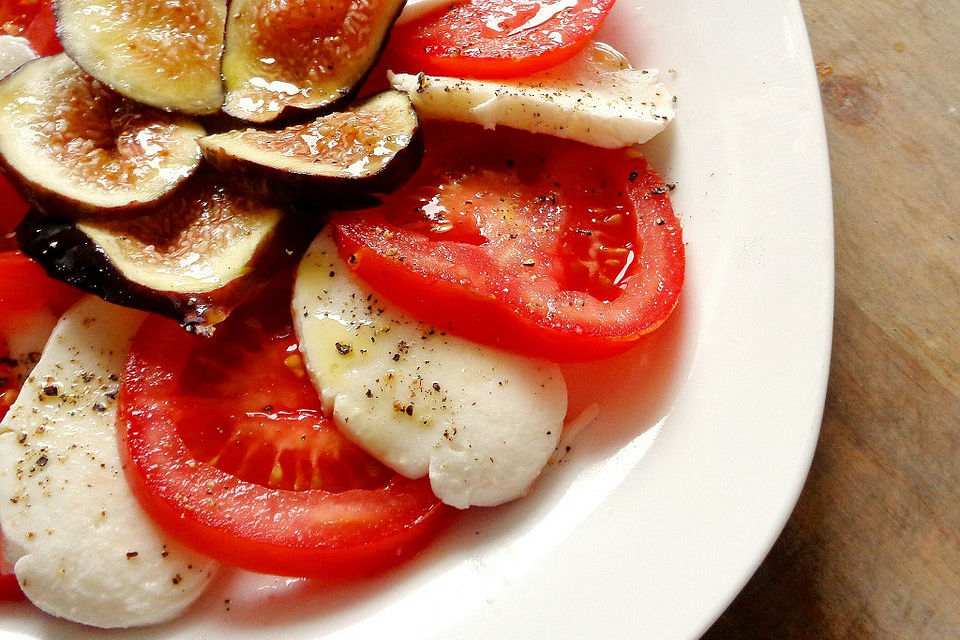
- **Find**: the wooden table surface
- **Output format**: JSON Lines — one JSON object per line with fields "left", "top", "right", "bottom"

{"left": 703, "top": 1, "right": 960, "bottom": 638}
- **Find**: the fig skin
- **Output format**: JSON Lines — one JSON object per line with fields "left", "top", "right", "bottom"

{"left": 15, "top": 178, "right": 317, "bottom": 334}
{"left": 221, "top": 0, "right": 408, "bottom": 124}
{"left": 0, "top": 156, "right": 201, "bottom": 222}
{"left": 201, "top": 90, "right": 424, "bottom": 210}
{"left": 0, "top": 54, "right": 206, "bottom": 219}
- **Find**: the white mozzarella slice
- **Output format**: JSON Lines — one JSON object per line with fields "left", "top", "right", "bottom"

{"left": 389, "top": 41, "right": 676, "bottom": 148}
{"left": 0, "top": 297, "right": 217, "bottom": 628}
{"left": 0, "top": 35, "right": 36, "bottom": 79}
{"left": 293, "top": 231, "right": 567, "bottom": 509}
{"left": 0, "top": 307, "right": 59, "bottom": 387}
{"left": 396, "top": 0, "right": 463, "bottom": 25}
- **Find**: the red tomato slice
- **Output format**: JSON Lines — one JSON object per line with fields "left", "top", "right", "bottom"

{"left": 22, "top": 0, "right": 61, "bottom": 55}
{"left": 0, "top": 251, "right": 78, "bottom": 316}
{"left": 333, "top": 124, "right": 684, "bottom": 362}
{"left": 0, "top": 177, "right": 29, "bottom": 252}
{"left": 119, "top": 283, "right": 451, "bottom": 578}
{"left": 0, "top": 0, "right": 40, "bottom": 34}
{"left": 0, "top": 571, "right": 20, "bottom": 600}
{"left": 386, "top": 0, "right": 615, "bottom": 78}
{"left": 0, "top": 527, "right": 18, "bottom": 600}
{"left": 0, "top": 520, "right": 20, "bottom": 601}
{"left": 0, "top": 0, "right": 60, "bottom": 55}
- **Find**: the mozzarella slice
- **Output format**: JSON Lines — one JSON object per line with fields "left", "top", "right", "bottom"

{"left": 293, "top": 231, "right": 567, "bottom": 509}
{"left": 0, "top": 297, "right": 217, "bottom": 628}
{"left": 389, "top": 41, "right": 676, "bottom": 148}
{"left": 0, "top": 35, "right": 36, "bottom": 79}
{"left": 0, "top": 308, "right": 59, "bottom": 389}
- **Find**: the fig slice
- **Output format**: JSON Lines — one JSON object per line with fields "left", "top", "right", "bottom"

{"left": 55, "top": 0, "right": 226, "bottom": 114}
{"left": 0, "top": 54, "right": 205, "bottom": 217}
{"left": 199, "top": 90, "right": 422, "bottom": 206}
{"left": 16, "top": 173, "right": 303, "bottom": 334}
{"left": 221, "top": 0, "right": 406, "bottom": 124}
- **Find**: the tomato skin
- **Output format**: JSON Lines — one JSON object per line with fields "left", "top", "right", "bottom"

{"left": 333, "top": 125, "right": 684, "bottom": 362}
{"left": 386, "top": 0, "right": 615, "bottom": 78}
{"left": 119, "top": 309, "right": 451, "bottom": 579}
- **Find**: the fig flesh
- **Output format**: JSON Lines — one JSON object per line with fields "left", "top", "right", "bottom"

{"left": 0, "top": 54, "right": 205, "bottom": 217}
{"left": 16, "top": 173, "right": 300, "bottom": 334}
{"left": 222, "top": 0, "right": 406, "bottom": 123}
{"left": 199, "top": 90, "right": 422, "bottom": 206}
{"left": 55, "top": 0, "right": 226, "bottom": 114}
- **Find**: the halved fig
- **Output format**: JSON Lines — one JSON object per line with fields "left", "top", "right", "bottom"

{"left": 200, "top": 90, "right": 422, "bottom": 206}
{"left": 0, "top": 54, "right": 205, "bottom": 217}
{"left": 16, "top": 173, "right": 303, "bottom": 334}
{"left": 55, "top": 0, "right": 226, "bottom": 114}
{"left": 221, "top": 0, "right": 407, "bottom": 123}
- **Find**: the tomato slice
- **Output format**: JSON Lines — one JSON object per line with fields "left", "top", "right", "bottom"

{"left": 0, "top": 178, "right": 29, "bottom": 252}
{"left": 0, "top": 527, "right": 19, "bottom": 600}
{"left": 0, "top": 574, "right": 20, "bottom": 599}
{"left": 21, "top": 0, "right": 60, "bottom": 55}
{"left": 333, "top": 124, "right": 684, "bottom": 361}
{"left": 0, "top": 0, "right": 60, "bottom": 55}
{"left": 119, "top": 282, "right": 451, "bottom": 578}
{"left": 0, "top": 251, "right": 78, "bottom": 316}
{"left": 386, "top": 0, "right": 615, "bottom": 78}
{"left": 0, "top": 0, "right": 40, "bottom": 35}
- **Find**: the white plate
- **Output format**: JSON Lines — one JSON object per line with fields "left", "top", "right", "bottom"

{"left": 0, "top": 0, "right": 832, "bottom": 637}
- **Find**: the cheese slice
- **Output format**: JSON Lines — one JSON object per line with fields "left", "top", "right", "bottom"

{"left": 389, "top": 41, "right": 676, "bottom": 148}
{"left": 293, "top": 231, "right": 568, "bottom": 509}
{"left": 0, "top": 35, "right": 36, "bottom": 79}
{"left": 0, "top": 297, "right": 217, "bottom": 628}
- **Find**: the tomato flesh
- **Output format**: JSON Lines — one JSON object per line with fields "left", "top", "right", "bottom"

{"left": 0, "top": 0, "right": 40, "bottom": 35}
{"left": 333, "top": 124, "right": 684, "bottom": 361}
{"left": 175, "top": 285, "right": 392, "bottom": 492}
{"left": 386, "top": 0, "right": 615, "bottom": 78}
{"left": 119, "top": 283, "right": 450, "bottom": 578}
{"left": 0, "top": 251, "right": 78, "bottom": 316}
{"left": 0, "top": 0, "right": 61, "bottom": 55}
{"left": 0, "top": 178, "right": 29, "bottom": 252}
{"left": 21, "top": 0, "right": 60, "bottom": 55}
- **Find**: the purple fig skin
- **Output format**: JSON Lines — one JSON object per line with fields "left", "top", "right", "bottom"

{"left": 201, "top": 128, "right": 424, "bottom": 211}
{"left": 0, "top": 154, "right": 199, "bottom": 221}
{"left": 201, "top": 90, "right": 424, "bottom": 210}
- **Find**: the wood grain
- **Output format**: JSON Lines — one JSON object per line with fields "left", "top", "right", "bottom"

{"left": 702, "top": 1, "right": 960, "bottom": 637}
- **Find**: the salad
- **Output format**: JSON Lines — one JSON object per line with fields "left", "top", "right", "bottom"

{"left": 0, "top": 0, "right": 683, "bottom": 629}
